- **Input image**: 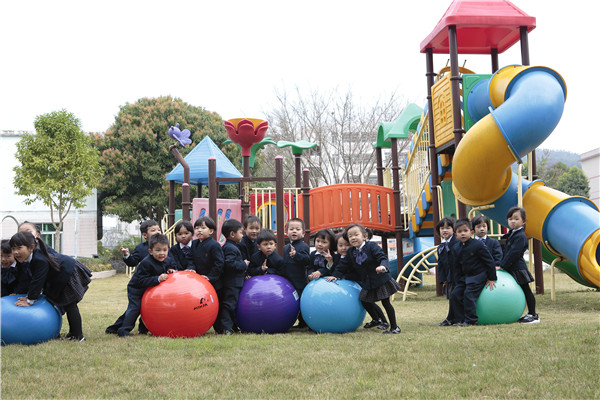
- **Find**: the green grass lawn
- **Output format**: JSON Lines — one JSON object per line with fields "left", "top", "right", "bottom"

{"left": 2, "top": 271, "right": 598, "bottom": 399}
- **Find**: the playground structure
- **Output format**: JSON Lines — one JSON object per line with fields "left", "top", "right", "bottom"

{"left": 164, "top": 0, "right": 599, "bottom": 294}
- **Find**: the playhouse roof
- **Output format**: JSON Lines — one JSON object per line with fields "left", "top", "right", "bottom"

{"left": 165, "top": 136, "right": 242, "bottom": 185}
{"left": 420, "top": 0, "right": 536, "bottom": 54}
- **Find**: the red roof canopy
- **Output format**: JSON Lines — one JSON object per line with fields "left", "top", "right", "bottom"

{"left": 420, "top": 0, "right": 536, "bottom": 54}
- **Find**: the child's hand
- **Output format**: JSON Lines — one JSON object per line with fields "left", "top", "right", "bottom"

{"left": 289, "top": 244, "right": 296, "bottom": 257}
{"left": 245, "top": 275, "right": 251, "bottom": 280}
{"left": 158, "top": 273, "right": 168, "bottom": 282}
{"left": 495, "top": 266, "right": 502, "bottom": 270}
{"left": 245, "top": 260, "right": 250, "bottom": 266}
{"left": 202, "top": 275, "right": 209, "bottom": 280}
{"left": 324, "top": 249, "right": 332, "bottom": 263}
{"left": 14, "top": 298, "right": 31, "bottom": 307}
{"left": 376, "top": 266, "right": 387, "bottom": 274}
{"left": 308, "top": 271, "right": 322, "bottom": 280}
{"left": 485, "top": 280, "right": 496, "bottom": 290}
{"left": 325, "top": 276, "right": 337, "bottom": 282}
{"left": 120, "top": 246, "right": 130, "bottom": 257}
{"left": 167, "top": 269, "right": 176, "bottom": 274}
{"left": 261, "top": 260, "right": 268, "bottom": 272}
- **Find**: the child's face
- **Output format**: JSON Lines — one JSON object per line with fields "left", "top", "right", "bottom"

{"left": 315, "top": 236, "right": 331, "bottom": 254}
{"left": 11, "top": 244, "right": 35, "bottom": 263}
{"left": 257, "top": 240, "right": 276, "bottom": 256}
{"left": 230, "top": 228, "right": 244, "bottom": 243}
{"left": 336, "top": 237, "right": 350, "bottom": 256}
{"left": 346, "top": 226, "right": 367, "bottom": 248}
{"left": 149, "top": 243, "right": 170, "bottom": 263}
{"left": 474, "top": 222, "right": 488, "bottom": 238}
{"left": 439, "top": 224, "right": 454, "bottom": 241}
{"left": 455, "top": 225, "right": 473, "bottom": 243}
{"left": 142, "top": 225, "right": 162, "bottom": 240}
{"left": 18, "top": 223, "right": 40, "bottom": 238}
{"left": 195, "top": 223, "right": 214, "bottom": 241}
{"left": 287, "top": 221, "right": 304, "bottom": 241}
{"left": 244, "top": 222, "right": 261, "bottom": 241}
{"left": 507, "top": 212, "right": 525, "bottom": 230}
{"left": 1, "top": 251, "right": 15, "bottom": 268}
{"left": 176, "top": 226, "right": 193, "bottom": 246}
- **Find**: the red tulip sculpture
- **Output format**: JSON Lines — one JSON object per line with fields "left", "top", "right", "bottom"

{"left": 223, "top": 118, "right": 268, "bottom": 157}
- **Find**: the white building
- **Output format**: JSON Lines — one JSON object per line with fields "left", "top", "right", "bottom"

{"left": 0, "top": 130, "right": 98, "bottom": 257}
{"left": 580, "top": 147, "right": 600, "bottom": 208}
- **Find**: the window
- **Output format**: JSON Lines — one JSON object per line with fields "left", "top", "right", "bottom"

{"left": 40, "top": 223, "right": 62, "bottom": 252}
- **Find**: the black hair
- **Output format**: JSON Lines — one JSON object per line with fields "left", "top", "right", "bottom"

{"left": 243, "top": 215, "right": 261, "bottom": 228}
{"left": 222, "top": 219, "right": 243, "bottom": 239}
{"left": 315, "top": 229, "right": 337, "bottom": 253}
{"left": 507, "top": 206, "right": 526, "bottom": 221}
{"left": 471, "top": 215, "right": 489, "bottom": 229}
{"left": 435, "top": 217, "right": 456, "bottom": 235}
{"left": 9, "top": 231, "right": 60, "bottom": 271}
{"left": 148, "top": 233, "right": 170, "bottom": 249}
{"left": 18, "top": 221, "right": 41, "bottom": 235}
{"left": 454, "top": 218, "right": 472, "bottom": 231}
{"left": 1, "top": 239, "right": 11, "bottom": 254}
{"left": 194, "top": 216, "right": 216, "bottom": 231}
{"left": 343, "top": 224, "right": 367, "bottom": 242}
{"left": 140, "top": 220, "right": 159, "bottom": 234}
{"left": 287, "top": 218, "right": 305, "bottom": 231}
{"left": 174, "top": 220, "right": 193, "bottom": 235}
{"left": 256, "top": 229, "right": 277, "bottom": 244}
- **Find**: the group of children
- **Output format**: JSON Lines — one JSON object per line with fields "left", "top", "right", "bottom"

{"left": 106, "top": 215, "right": 404, "bottom": 336}
{"left": 1, "top": 222, "right": 92, "bottom": 342}
{"left": 436, "top": 206, "right": 539, "bottom": 327}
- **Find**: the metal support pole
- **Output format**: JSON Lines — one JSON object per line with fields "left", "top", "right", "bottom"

{"left": 275, "top": 157, "right": 285, "bottom": 255}
{"left": 208, "top": 157, "right": 217, "bottom": 239}
{"left": 302, "top": 169, "right": 311, "bottom": 246}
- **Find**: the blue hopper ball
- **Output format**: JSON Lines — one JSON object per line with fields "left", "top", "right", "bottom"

{"left": 1, "top": 294, "right": 62, "bottom": 345}
{"left": 300, "top": 278, "right": 366, "bottom": 333}
{"left": 476, "top": 270, "right": 526, "bottom": 325}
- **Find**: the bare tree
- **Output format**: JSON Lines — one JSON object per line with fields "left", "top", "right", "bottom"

{"left": 262, "top": 87, "right": 407, "bottom": 187}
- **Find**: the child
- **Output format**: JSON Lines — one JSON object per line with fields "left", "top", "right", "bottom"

{"left": 499, "top": 206, "right": 539, "bottom": 324}
{"left": 247, "top": 230, "right": 284, "bottom": 276}
{"left": 331, "top": 233, "right": 389, "bottom": 330}
{"left": 11, "top": 231, "right": 91, "bottom": 341}
{"left": 435, "top": 216, "right": 458, "bottom": 326}
{"left": 18, "top": 221, "right": 58, "bottom": 255}
{"left": 169, "top": 220, "right": 195, "bottom": 270}
{"left": 121, "top": 220, "right": 161, "bottom": 268}
{"left": 449, "top": 219, "right": 497, "bottom": 326}
{"left": 307, "top": 229, "right": 336, "bottom": 281}
{"left": 237, "top": 215, "right": 262, "bottom": 263}
{"left": 214, "top": 219, "right": 249, "bottom": 335}
{"left": 330, "top": 224, "right": 402, "bottom": 334}
{"left": 191, "top": 216, "right": 224, "bottom": 291}
{"left": 283, "top": 218, "right": 310, "bottom": 328}
{"left": 1, "top": 240, "right": 17, "bottom": 297}
{"left": 106, "top": 234, "right": 175, "bottom": 337}
{"left": 471, "top": 215, "right": 503, "bottom": 266}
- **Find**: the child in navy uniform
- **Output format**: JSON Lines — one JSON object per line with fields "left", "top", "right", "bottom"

{"left": 450, "top": 219, "right": 497, "bottom": 326}
{"left": 247, "top": 230, "right": 284, "bottom": 276}
{"left": 472, "top": 215, "right": 502, "bottom": 266}
{"left": 121, "top": 220, "right": 161, "bottom": 268}
{"left": 169, "top": 220, "right": 195, "bottom": 270}
{"left": 307, "top": 229, "right": 336, "bottom": 281}
{"left": 1, "top": 240, "right": 17, "bottom": 297}
{"left": 435, "top": 217, "right": 459, "bottom": 326}
{"left": 330, "top": 233, "right": 389, "bottom": 330}
{"left": 191, "top": 216, "right": 224, "bottom": 291}
{"left": 500, "top": 207, "right": 539, "bottom": 324}
{"left": 106, "top": 234, "right": 175, "bottom": 337}
{"left": 11, "top": 231, "right": 91, "bottom": 341}
{"left": 237, "top": 216, "right": 261, "bottom": 263}
{"left": 214, "top": 219, "right": 249, "bottom": 335}
{"left": 331, "top": 224, "right": 402, "bottom": 334}
{"left": 283, "top": 218, "right": 311, "bottom": 328}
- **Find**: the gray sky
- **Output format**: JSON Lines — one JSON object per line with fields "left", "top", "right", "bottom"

{"left": 1, "top": 0, "right": 598, "bottom": 154}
